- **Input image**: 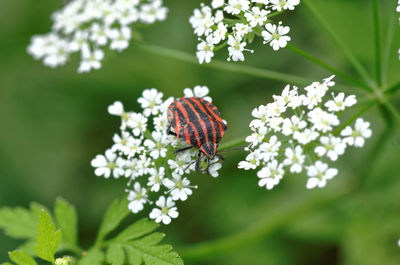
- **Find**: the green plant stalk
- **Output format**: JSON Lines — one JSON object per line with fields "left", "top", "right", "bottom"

{"left": 381, "top": 10, "right": 396, "bottom": 87}
{"left": 219, "top": 138, "right": 247, "bottom": 151}
{"left": 384, "top": 80, "right": 400, "bottom": 95}
{"left": 373, "top": 0, "right": 382, "bottom": 87}
{"left": 286, "top": 44, "right": 373, "bottom": 92}
{"left": 134, "top": 43, "right": 314, "bottom": 86}
{"left": 179, "top": 183, "right": 354, "bottom": 261}
{"left": 333, "top": 100, "right": 377, "bottom": 136}
{"left": 359, "top": 105, "right": 396, "bottom": 187}
{"left": 302, "top": 0, "right": 375, "bottom": 87}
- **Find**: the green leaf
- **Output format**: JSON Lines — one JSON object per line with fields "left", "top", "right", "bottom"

{"left": 1, "top": 262, "right": 14, "bottom": 265}
{"left": 77, "top": 248, "right": 104, "bottom": 265}
{"left": 54, "top": 198, "right": 78, "bottom": 246}
{"left": 106, "top": 243, "right": 125, "bottom": 265}
{"left": 17, "top": 240, "right": 36, "bottom": 256}
{"left": 34, "top": 210, "right": 62, "bottom": 263}
{"left": 115, "top": 218, "right": 158, "bottom": 242}
{"left": 8, "top": 250, "right": 38, "bottom": 265}
{"left": 0, "top": 203, "right": 47, "bottom": 239}
{"left": 110, "top": 219, "right": 183, "bottom": 265}
{"left": 96, "top": 198, "right": 129, "bottom": 244}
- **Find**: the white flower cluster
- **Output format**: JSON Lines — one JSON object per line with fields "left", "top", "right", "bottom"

{"left": 238, "top": 76, "right": 372, "bottom": 190}
{"left": 27, "top": 0, "right": 168, "bottom": 73}
{"left": 91, "top": 86, "right": 223, "bottom": 224}
{"left": 190, "top": 0, "right": 299, "bottom": 64}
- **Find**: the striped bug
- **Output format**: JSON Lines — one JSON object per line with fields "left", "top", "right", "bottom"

{"left": 167, "top": 97, "right": 228, "bottom": 173}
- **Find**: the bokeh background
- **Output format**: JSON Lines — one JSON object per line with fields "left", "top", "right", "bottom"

{"left": 1, "top": 0, "right": 400, "bottom": 264}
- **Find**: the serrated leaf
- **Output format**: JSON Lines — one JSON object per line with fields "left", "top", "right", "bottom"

{"left": 97, "top": 198, "right": 129, "bottom": 242}
{"left": 54, "top": 198, "right": 78, "bottom": 246}
{"left": 8, "top": 250, "right": 38, "bottom": 265}
{"left": 106, "top": 243, "right": 125, "bottom": 265}
{"left": 34, "top": 210, "right": 62, "bottom": 263}
{"left": 110, "top": 219, "right": 183, "bottom": 265}
{"left": 0, "top": 203, "right": 47, "bottom": 239}
{"left": 17, "top": 240, "right": 36, "bottom": 256}
{"left": 77, "top": 248, "right": 104, "bottom": 265}
{"left": 115, "top": 218, "right": 158, "bottom": 242}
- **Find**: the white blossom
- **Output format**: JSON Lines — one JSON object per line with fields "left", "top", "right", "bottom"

{"left": 306, "top": 161, "right": 337, "bottom": 189}
{"left": 163, "top": 173, "right": 195, "bottom": 201}
{"left": 341, "top": 118, "right": 372, "bottom": 147}
{"left": 28, "top": 0, "right": 168, "bottom": 72}
{"left": 262, "top": 22, "right": 291, "bottom": 51}
{"left": 257, "top": 160, "right": 284, "bottom": 190}
{"left": 138, "top": 88, "right": 163, "bottom": 116}
{"left": 239, "top": 76, "right": 371, "bottom": 190}
{"left": 149, "top": 196, "right": 179, "bottom": 224}
{"left": 147, "top": 167, "right": 165, "bottom": 192}
{"left": 184, "top": 85, "right": 212, "bottom": 102}
{"left": 127, "top": 182, "right": 148, "bottom": 213}
{"left": 91, "top": 149, "right": 125, "bottom": 179}
{"left": 190, "top": 0, "right": 297, "bottom": 63}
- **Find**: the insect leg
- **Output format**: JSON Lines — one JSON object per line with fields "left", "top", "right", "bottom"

{"left": 174, "top": 146, "right": 192, "bottom": 154}
{"left": 166, "top": 125, "right": 177, "bottom": 136}
{"left": 195, "top": 151, "right": 202, "bottom": 172}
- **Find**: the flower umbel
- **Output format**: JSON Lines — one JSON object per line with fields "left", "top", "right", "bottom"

{"left": 91, "top": 86, "right": 224, "bottom": 224}
{"left": 239, "top": 76, "right": 372, "bottom": 190}
{"left": 27, "top": 0, "right": 168, "bottom": 73}
{"left": 190, "top": 0, "right": 300, "bottom": 63}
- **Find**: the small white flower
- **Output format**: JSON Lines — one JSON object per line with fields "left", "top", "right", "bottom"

{"left": 308, "top": 108, "right": 339, "bottom": 133}
{"left": 250, "top": 105, "right": 268, "bottom": 128}
{"left": 341, "top": 118, "right": 372, "bottom": 147}
{"left": 238, "top": 150, "right": 261, "bottom": 170}
{"left": 127, "top": 182, "right": 148, "bottom": 213}
{"left": 258, "top": 136, "right": 281, "bottom": 162}
{"left": 293, "top": 129, "right": 319, "bottom": 145}
{"left": 325, "top": 92, "right": 357, "bottom": 112}
{"left": 91, "top": 149, "right": 125, "bottom": 178}
{"left": 283, "top": 146, "right": 305, "bottom": 173}
{"left": 306, "top": 161, "right": 338, "bottom": 189}
{"left": 163, "top": 173, "right": 194, "bottom": 201}
{"left": 139, "top": 0, "right": 168, "bottom": 24}
{"left": 149, "top": 196, "right": 179, "bottom": 225}
{"left": 90, "top": 23, "right": 109, "bottom": 46}
{"left": 262, "top": 22, "right": 291, "bottom": 51}
{"left": 138, "top": 88, "right": 163, "bottom": 116}
{"left": 108, "top": 27, "right": 132, "bottom": 51}
{"left": 144, "top": 131, "right": 169, "bottom": 159}
{"left": 270, "top": 0, "right": 300, "bottom": 11}
{"left": 196, "top": 38, "right": 215, "bottom": 64}
{"left": 314, "top": 136, "right": 346, "bottom": 161}
{"left": 168, "top": 152, "right": 193, "bottom": 175}
{"left": 266, "top": 100, "right": 286, "bottom": 117}
{"left": 184, "top": 85, "right": 212, "bottom": 102}
{"left": 281, "top": 115, "right": 307, "bottom": 136}
{"left": 77, "top": 46, "right": 104, "bottom": 73}
{"left": 245, "top": 126, "right": 268, "bottom": 147}
{"left": 244, "top": 6, "right": 269, "bottom": 27}
{"left": 257, "top": 160, "right": 284, "bottom": 190}
{"left": 225, "top": 0, "right": 250, "bottom": 15}
{"left": 212, "top": 22, "right": 228, "bottom": 44}
{"left": 212, "top": 0, "right": 225, "bottom": 9}
{"left": 234, "top": 23, "right": 252, "bottom": 39}
{"left": 189, "top": 5, "right": 214, "bottom": 37}
{"left": 147, "top": 167, "right": 165, "bottom": 192}
{"left": 127, "top": 113, "right": 148, "bottom": 136}
{"left": 208, "top": 159, "right": 222, "bottom": 177}
{"left": 227, "top": 35, "right": 248, "bottom": 61}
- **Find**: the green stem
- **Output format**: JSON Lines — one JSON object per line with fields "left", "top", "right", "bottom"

{"left": 373, "top": 0, "right": 382, "bottom": 87}
{"left": 381, "top": 9, "right": 396, "bottom": 87}
{"left": 135, "top": 43, "right": 314, "bottom": 86}
{"left": 302, "top": 0, "right": 375, "bottom": 87}
{"left": 286, "top": 44, "right": 373, "bottom": 92}
{"left": 333, "top": 100, "right": 377, "bottom": 136}
{"left": 179, "top": 184, "right": 354, "bottom": 261}
{"left": 219, "top": 138, "right": 247, "bottom": 151}
{"left": 268, "top": 10, "right": 284, "bottom": 19}
{"left": 384, "top": 80, "right": 400, "bottom": 95}
{"left": 359, "top": 105, "right": 396, "bottom": 187}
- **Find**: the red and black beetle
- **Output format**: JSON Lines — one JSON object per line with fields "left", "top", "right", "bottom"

{"left": 167, "top": 97, "right": 227, "bottom": 171}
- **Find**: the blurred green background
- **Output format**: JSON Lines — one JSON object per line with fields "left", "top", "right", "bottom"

{"left": 1, "top": 0, "right": 400, "bottom": 264}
